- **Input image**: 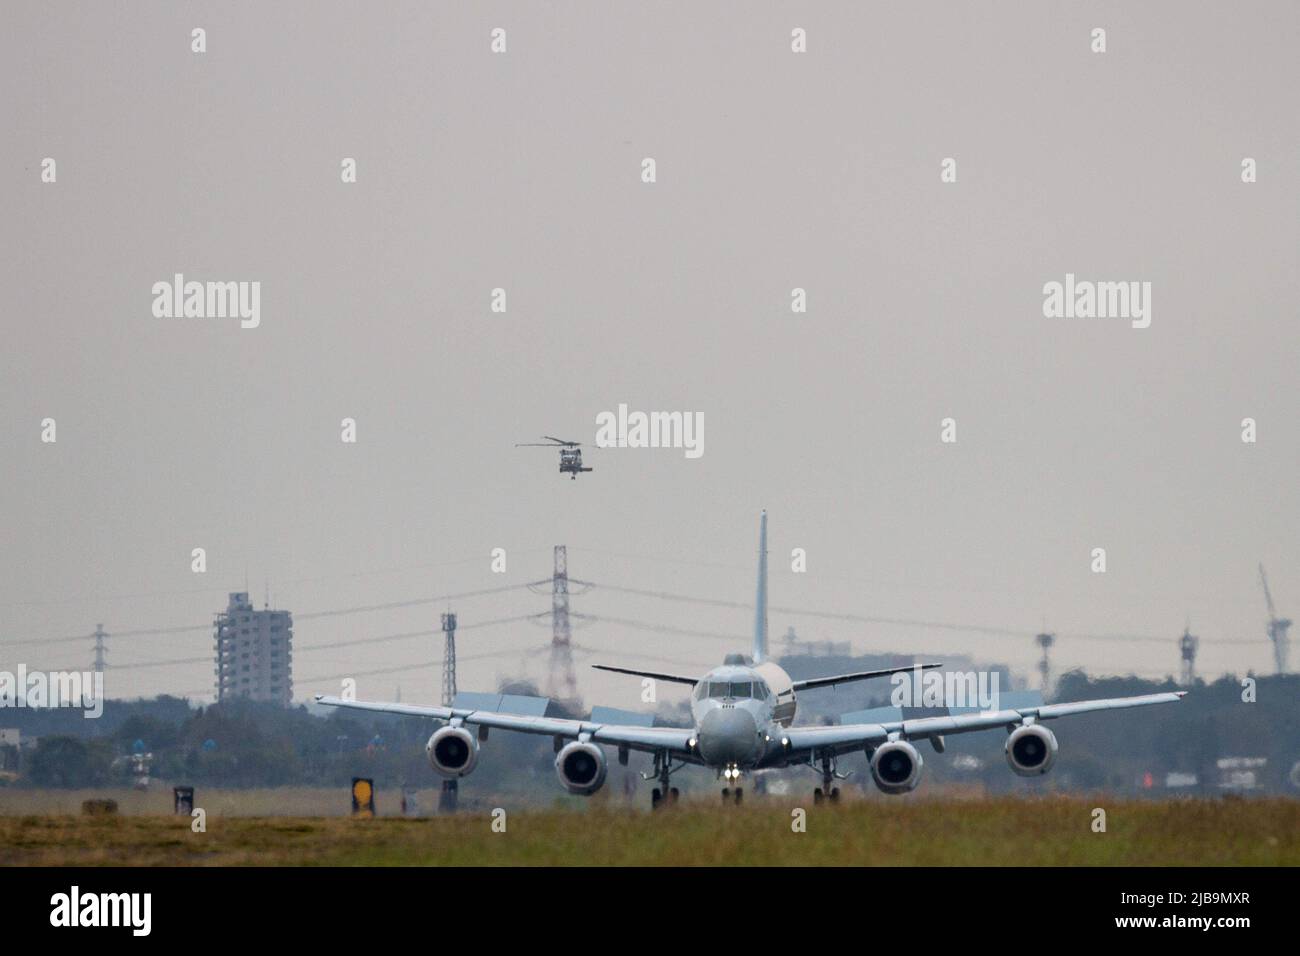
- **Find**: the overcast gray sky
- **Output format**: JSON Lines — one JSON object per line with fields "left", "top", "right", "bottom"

{"left": 3, "top": 2, "right": 1297, "bottom": 709}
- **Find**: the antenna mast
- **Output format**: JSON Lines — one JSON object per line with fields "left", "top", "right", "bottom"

{"left": 1035, "top": 631, "right": 1055, "bottom": 698}
{"left": 1179, "top": 623, "right": 1199, "bottom": 686}
{"left": 441, "top": 612, "right": 458, "bottom": 706}
{"left": 92, "top": 623, "right": 108, "bottom": 673}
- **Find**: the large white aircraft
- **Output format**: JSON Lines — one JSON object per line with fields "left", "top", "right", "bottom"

{"left": 317, "top": 512, "right": 1185, "bottom": 808}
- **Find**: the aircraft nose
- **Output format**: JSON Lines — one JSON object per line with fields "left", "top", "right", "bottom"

{"left": 698, "top": 707, "right": 760, "bottom": 766}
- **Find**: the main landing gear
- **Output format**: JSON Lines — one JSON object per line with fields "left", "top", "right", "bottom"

{"left": 813, "top": 752, "right": 842, "bottom": 804}
{"left": 651, "top": 787, "right": 680, "bottom": 809}
{"left": 648, "top": 751, "right": 681, "bottom": 810}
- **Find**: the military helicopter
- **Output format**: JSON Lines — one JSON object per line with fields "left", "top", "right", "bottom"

{"left": 516, "top": 436, "right": 592, "bottom": 479}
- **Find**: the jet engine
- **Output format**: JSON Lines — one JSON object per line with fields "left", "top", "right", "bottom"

{"left": 870, "top": 740, "right": 924, "bottom": 794}
{"left": 554, "top": 741, "right": 608, "bottom": 795}
{"left": 426, "top": 725, "right": 479, "bottom": 777}
{"left": 1005, "top": 724, "right": 1057, "bottom": 776}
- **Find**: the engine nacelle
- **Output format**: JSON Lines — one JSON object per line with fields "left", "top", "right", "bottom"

{"left": 426, "top": 725, "right": 479, "bottom": 777}
{"left": 1005, "top": 724, "right": 1058, "bottom": 776}
{"left": 554, "top": 741, "right": 607, "bottom": 795}
{"left": 870, "top": 740, "right": 924, "bottom": 794}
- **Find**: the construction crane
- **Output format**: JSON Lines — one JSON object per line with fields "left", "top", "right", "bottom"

{"left": 1259, "top": 564, "right": 1292, "bottom": 675}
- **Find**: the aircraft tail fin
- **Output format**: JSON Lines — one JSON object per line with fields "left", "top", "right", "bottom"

{"left": 754, "top": 510, "right": 768, "bottom": 663}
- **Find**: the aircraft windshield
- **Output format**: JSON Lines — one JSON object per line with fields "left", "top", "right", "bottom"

{"left": 706, "top": 680, "right": 758, "bottom": 699}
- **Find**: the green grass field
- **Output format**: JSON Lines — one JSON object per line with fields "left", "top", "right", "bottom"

{"left": 1, "top": 795, "right": 1295, "bottom": 865}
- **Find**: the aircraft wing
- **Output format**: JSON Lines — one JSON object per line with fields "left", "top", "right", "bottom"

{"left": 314, "top": 695, "right": 697, "bottom": 755}
{"left": 780, "top": 691, "right": 1186, "bottom": 759}
{"left": 790, "top": 662, "right": 942, "bottom": 692}
{"left": 591, "top": 664, "right": 698, "bottom": 686}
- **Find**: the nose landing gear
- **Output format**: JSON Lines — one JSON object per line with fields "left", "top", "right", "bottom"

{"left": 720, "top": 764, "right": 744, "bottom": 804}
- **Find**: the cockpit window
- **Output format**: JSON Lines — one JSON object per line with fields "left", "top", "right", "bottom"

{"left": 704, "top": 680, "right": 762, "bottom": 699}
{"left": 693, "top": 682, "right": 708, "bottom": 701}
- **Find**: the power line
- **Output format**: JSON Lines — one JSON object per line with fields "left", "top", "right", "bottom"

{"left": 161, "top": 644, "right": 558, "bottom": 700}
{"left": 571, "top": 613, "right": 740, "bottom": 643}
{"left": 8, "top": 576, "right": 1271, "bottom": 653}
{"left": 8, "top": 575, "right": 1276, "bottom": 695}
{"left": 294, "top": 582, "right": 545, "bottom": 620}
{"left": 283, "top": 645, "right": 554, "bottom": 688}
{"left": 570, "top": 579, "right": 1271, "bottom": 646}
{"left": 0, "top": 550, "right": 560, "bottom": 609}
{"left": 29, "top": 654, "right": 214, "bottom": 674}
{"left": 293, "top": 614, "right": 545, "bottom": 654}
{"left": 24, "top": 615, "right": 549, "bottom": 674}
{"left": 187, "top": 647, "right": 576, "bottom": 701}
{"left": 107, "top": 655, "right": 211, "bottom": 670}
{"left": 568, "top": 548, "right": 1273, "bottom": 612}
{"left": 0, "top": 581, "right": 547, "bottom": 650}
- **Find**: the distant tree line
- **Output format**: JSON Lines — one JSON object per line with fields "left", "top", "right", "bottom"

{"left": 2, "top": 673, "right": 1297, "bottom": 795}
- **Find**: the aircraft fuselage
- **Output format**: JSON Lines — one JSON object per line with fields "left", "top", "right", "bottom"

{"left": 687, "top": 659, "right": 797, "bottom": 771}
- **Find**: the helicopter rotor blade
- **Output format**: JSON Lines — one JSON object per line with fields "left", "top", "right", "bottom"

{"left": 542, "top": 436, "right": 582, "bottom": 447}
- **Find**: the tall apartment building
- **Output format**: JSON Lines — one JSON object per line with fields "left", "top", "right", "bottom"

{"left": 214, "top": 592, "right": 293, "bottom": 705}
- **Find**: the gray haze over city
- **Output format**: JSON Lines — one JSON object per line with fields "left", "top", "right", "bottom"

{"left": 3, "top": 2, "right": 1297, "bottom": 711}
